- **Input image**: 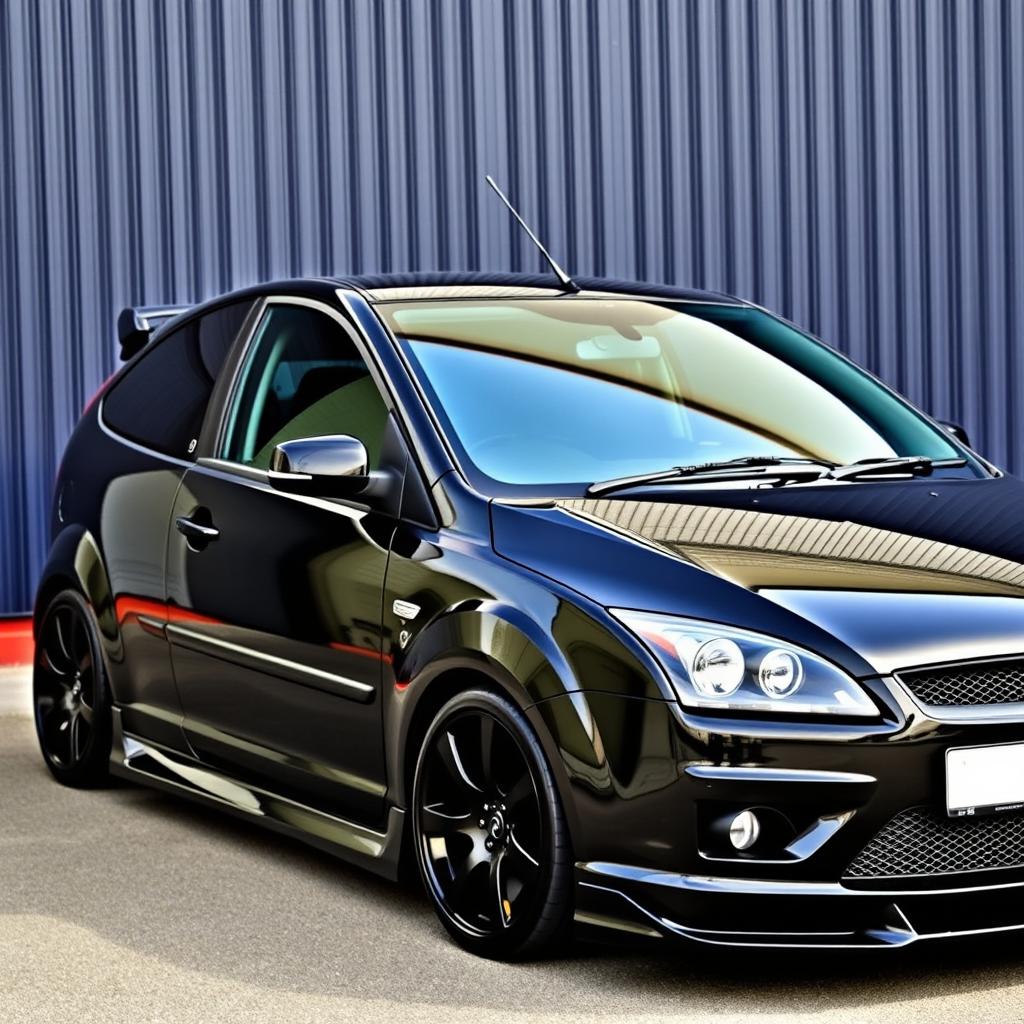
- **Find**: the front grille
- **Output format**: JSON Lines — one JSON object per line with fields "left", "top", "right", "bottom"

{"left": 897, "top": 658, "right": 1024, "bottom": 707}
{"left": 846, "top": 806, "right": 1024, "bottom": 878}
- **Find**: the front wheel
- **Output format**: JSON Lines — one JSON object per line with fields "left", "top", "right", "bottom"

{"left": 33, "top": 589, "right": 112, "bottom": 787}
{"left": 412, "top": 688, "right": 574, "bottom": 960}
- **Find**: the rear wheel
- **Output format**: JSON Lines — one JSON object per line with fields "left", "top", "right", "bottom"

{"left": 33, "top": 590, "right": 112, "bottom": 787}
{"left": 412, "top": 689, "right": 573, "bottom": 960}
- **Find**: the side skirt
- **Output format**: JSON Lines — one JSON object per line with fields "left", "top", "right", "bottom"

{"left": 109, "top": 707, "right": 405, "bottom": 881}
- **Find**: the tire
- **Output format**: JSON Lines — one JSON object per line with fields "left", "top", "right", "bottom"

{"left": 411, "top": 688, "right": 574, "bottom": 960}
{"left": 33, "top": 589, "right": 112, "bottom": 787}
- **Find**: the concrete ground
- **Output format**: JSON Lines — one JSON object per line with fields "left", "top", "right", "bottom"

{"left": 4, "top": 670, "right": 1024, "bottom": 1022}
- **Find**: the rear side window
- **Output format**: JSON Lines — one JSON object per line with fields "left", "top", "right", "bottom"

{"left": 103, "top": 301, "right": 251, "bottom": 457}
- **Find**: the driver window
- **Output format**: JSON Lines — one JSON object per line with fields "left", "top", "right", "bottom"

{"left": 222, "top": 304, "right": 388, "bottom": 470}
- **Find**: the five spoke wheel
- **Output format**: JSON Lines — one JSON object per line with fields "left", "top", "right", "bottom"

{"left": 418, "top": 710, "right": 542, "bottom": 933}
{"left": 413, "top": 690, "right": 573, "bottom": 958}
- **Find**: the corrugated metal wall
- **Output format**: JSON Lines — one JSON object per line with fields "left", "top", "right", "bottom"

{"left": 1, "top": 0, "right": 1022, "bottom": 612}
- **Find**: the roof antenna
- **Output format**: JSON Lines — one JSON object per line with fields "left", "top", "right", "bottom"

{"left": 485, "top": 174, "right": 579, "bottom": 293}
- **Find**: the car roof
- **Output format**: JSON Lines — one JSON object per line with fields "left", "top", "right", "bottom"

{"left": 329, "top": 271, "right": 743, "bottom": 305}
{"left": 149, "top": 271, "right": 745, "bottom": 346}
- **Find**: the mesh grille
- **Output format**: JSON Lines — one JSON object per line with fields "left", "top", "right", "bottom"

{"left": 846, "top": 807, "right": 1024, "bottom": 878}
{"left": 897, "top": 659, "right": 1024, "bottom": 707}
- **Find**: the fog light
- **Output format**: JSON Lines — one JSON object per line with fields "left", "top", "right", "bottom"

{"left": 729, "top": 809, "right": 761, "bottom": 851}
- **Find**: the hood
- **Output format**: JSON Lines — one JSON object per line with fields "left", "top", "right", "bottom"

{"left": 490, "top": 475, "right": 1024, "bottom": 677}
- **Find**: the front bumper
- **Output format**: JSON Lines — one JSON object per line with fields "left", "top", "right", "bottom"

{"left": 574, "top": 861, "right": 1024, "bottom": 948}
{"left": 543, "top": 677, "right": 1024, "bottom": 949}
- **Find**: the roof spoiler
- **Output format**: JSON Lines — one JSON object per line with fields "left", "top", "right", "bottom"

{"left": 116, "top": 305, "right": 190, "bottom": 361}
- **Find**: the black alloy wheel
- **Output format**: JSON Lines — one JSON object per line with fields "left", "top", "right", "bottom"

{"left": 413, "top": 689, "right": 573, "bottom": 959}
{"left": 34, "top": 590, "right": 112, "bottom": 786}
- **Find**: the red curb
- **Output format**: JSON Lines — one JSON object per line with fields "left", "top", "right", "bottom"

{"left": 0, "top": 618, "right": 33, "bottom": 667}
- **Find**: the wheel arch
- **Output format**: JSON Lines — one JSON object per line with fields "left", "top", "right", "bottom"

{"left": 385, "top": 592, "right": 679, "bottom": 870}
{"left": 392, "top": 658, "right": 591, "bottom": 874}
{"left": 386, "top": 600, "right": 599, "bottom": 848}
{"left": 34, "top": 526, "right": 119, "bottom": 653}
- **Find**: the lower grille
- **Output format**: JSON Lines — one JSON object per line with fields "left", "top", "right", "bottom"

{"left": 846, "top": 807, "right": 1024, "bottom": 878}
{"left": 897, "top": 658, "right": 1024, "bottom": 707}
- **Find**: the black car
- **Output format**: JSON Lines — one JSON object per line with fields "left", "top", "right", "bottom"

{"left": 33, "top": 270, "right": 1024, "bottom": 959}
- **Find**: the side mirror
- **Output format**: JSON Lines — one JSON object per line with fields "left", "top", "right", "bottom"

{"left": 938, "top": 420, "right": 971, "bottom": 449}
{"left": 268, "top": 435, "right": 370, "bottom": 497}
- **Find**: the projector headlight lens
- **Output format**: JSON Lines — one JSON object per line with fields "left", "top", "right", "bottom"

{"left": 758, "top": 649, "right": 804, "bottom": 698}
{"left": 690, "top": 638, "right": 745, "bottom": 697}
{"left": 612, "top": 610, "right": 876, "bottom": 717}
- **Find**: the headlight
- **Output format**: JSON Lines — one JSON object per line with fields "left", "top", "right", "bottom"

{"left": 612, "top": 610, "right": 877, "bottom": 717}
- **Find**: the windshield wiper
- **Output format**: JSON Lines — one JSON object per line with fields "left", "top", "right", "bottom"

{"left": 825, "top": 455, "right": 966, "bottom": 481}
{"left": 586, "top": 454, "right": 972, "bottom": 497}
{"left": 586, "top": 456, "right": 835, "bottom": 497}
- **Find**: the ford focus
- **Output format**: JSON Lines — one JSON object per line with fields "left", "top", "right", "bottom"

{"left": 33, "top": 272, "right": 1024, "bottom": 958}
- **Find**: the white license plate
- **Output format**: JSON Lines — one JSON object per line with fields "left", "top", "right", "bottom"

{"left": 946, "top": 742, "right": 1024, "bottom": 816}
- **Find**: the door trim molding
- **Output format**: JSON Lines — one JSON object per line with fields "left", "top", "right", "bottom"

{"left": 166, "top": 622, "right": 376, "bottom": 703}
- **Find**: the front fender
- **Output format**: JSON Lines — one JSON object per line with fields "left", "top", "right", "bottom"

{"left": 396, "top": 599, "right": 569, "bottom": 702}
{"left": 397, "top": 596, "right": 668, "bottom": 704}
{"left": 531, "top": 690, "right": 687, "bottom": 868}
{"left": 385, "top": 595, "right": 672, "bottom": 826}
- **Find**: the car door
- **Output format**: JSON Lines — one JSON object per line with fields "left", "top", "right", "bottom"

{"left": 165, "top": 297, "right": 395, "bottom": 827}
{"left": 97, "top": 300, "right": 254, "bottom": 752}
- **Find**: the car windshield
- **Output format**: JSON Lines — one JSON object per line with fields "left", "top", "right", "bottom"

{"left": 381, "top": 298, "right": 979, "bottom": 495}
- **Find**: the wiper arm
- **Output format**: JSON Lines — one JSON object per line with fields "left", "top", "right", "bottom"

{"left": 825, "top": 455, "right": 966, "bottom": 481}
{"left": 586, "top": 456, "right": 835, "bottom": 497}
{"left": 586, "top": 454, "right": 970, "bottom": 497}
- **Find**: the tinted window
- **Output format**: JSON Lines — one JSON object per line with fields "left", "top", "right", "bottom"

{"left": 222, "top": 305, "right": 388, "bottom": 470}
{"left": 103, "top": 301, "right": 251, "bottom": 457}
{"left": 380, "top": 298, "right": 976, "bottom": 492}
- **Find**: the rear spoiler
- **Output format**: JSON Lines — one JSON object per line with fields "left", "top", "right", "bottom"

{"left": 116, "top": 305, "right": 190, "bottom": 361}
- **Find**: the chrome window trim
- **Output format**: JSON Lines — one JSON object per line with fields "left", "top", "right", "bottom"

{"left": 97, "top": 399, "right": 192, "bottom": 468}
{"left": 206, "top": 295, "right": 270, "bottom": 458}
{"left": 99, "top": 296, "right": 261, "bottom": 465}
{"left": 212, "top": 294, "right": 396, "bottom": 466}
{"left": 336, "top": 288, "right": 452, "bottom": 489}
{"left": 188, "top": 456, "right": 373, "bottom": 525}
{"left": 205, "top": 292, "right": 439, "bottom": 526}
{"left": 195, "top": 456, "right": 270, "bottom": 484}
{"left": 184, "top": 457, "right": 388, "bottom": 554}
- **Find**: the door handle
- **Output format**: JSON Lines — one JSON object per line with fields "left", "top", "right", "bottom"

{"left": 175, "top": 514, "right": 220, "bottom": 546}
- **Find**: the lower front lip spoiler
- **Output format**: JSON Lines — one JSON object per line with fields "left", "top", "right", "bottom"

{"left": 575, "top": 861, "right": 1024, "bottom": 948}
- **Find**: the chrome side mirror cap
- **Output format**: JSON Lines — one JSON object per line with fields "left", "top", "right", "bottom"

{"left": 268, "top": 434, "right": 369, "bottom": 497}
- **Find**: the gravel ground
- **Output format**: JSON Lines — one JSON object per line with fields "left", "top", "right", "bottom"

{"left": 3, "top": 671, "right": 1024, "bottom": 1022}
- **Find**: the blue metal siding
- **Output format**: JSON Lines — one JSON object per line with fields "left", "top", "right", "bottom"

{"left": 1, "top": 0, "right": 1022, "bottom": 612}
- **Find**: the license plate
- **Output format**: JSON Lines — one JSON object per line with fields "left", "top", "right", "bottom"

{"left": 946, "top": 742, "right": 1024, "bottom": 816}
